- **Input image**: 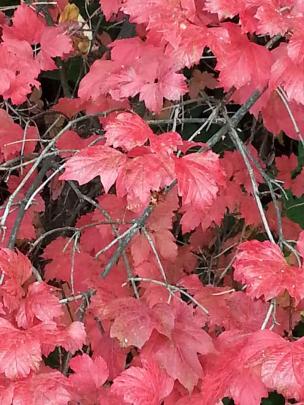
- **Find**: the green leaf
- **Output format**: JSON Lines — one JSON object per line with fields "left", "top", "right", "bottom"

{"left": 284, "top": 190, "right": 304, "bottom": 229}
{"left": 261, "top": 392, "right": 285, "bottom": 405}
{"left": 222, "top": 398, "right": 234, "bottom": 405}
{"left": 66, "top": 56, "right": 84, "bottom": 85}
{"left": 40, "top": 70, "right": 61, "bottom": 81}
{"left": 293, "top": 320, "right": 304, "bottom": 338}
{"left": 297, "top": 143, "right": 304, "bottom": 171}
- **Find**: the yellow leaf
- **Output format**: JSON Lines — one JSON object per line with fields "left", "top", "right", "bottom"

{"left": 59, "top": 3, "right": 79, "bottom": 23}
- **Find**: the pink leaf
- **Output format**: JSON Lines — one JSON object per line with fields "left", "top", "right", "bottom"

{"left": 3, "top": 370, "right": 73, "bottom": 404}
{"left": 214, "top": 24, "right": 272, "bottom": 90}
{"left": 0, "top": 318, "right": 42, "bottom": 379}
{"left": 99, "top": 0, "right": 122, "bottom": 20}
{"left": 297, "top": 231, "right": 304, "bottom": 261}
{"left": 0, "top": 39, "right": 40, "bottom": 104}
{"left": 245, "top": 330, "right": 304, "bottom": 400}
{"left": 145, "top": 300, "right": 214, "bottom": 392}
{"left": 2, "top": 4, "right": 45, "bottom": 44}
{"left": 105, "top": 112, "right": 154, "bottom": 151}
{"left": 16, "top": 282, "right": 63, "bottom": 329}
{"left": 103, "top": 297, "right": 156, "bottom": 349}
{"left": 42, "top": 321, "right": 86, "bottom": 355}
{"left": 201, "top": 330, "right": 268, "bottom": 405}
{"left": 60, "top": 145, "right": 127, "bottom": 191}
{"left": 112, "top": 358, "right": 174, "bottom": 405}
{"left": 149, "top": 132, "right": 183, "bottom": 156}
{"left": 37, "top": 26, "right": 73, "bottom": 71}
{"left": 174, "top": 151, "right": 225, "bottom": 210}
{"left": 69, "top": 354, "right": 109, "bottom": 402}
{"left": 0, "top": 248, "right": 32, "bottom": 312}
{"left": 233, "top": 240, "right": 304, "bottom": 303}
{"left": 116, "top": 153, "right": 175, "bottom": 210}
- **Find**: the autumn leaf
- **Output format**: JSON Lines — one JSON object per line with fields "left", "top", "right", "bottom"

{"left": 60, "top": 145, "right": 127, "bottom": 191}
{"left": 112, "top": 358, "right": 174, "bottom": 405}
{"left": 233, "top": 240, "right": 304, "bottom": 303}
{"left": 105, "top": 112, "right": 154, "bottom": 151}
{"left": 174, "top": 151, "right": 226, "bottom": 210}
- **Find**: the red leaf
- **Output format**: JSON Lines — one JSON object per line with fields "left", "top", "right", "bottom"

{"left": 112, "top": 358, "right": 174, "bottom": 405}
{"left": 275, "top": 153, "right": 304, "bottom": 198}
{"left": 1, "top": 370, "right": 73, "bottom": 404}
{"left": 288, "top": 22, "right": 304, "bottom": 64}
{"left": 201, "top": 330, "right": 268, "bottom": 405}
{"left": 102, "top": 297, "right": 156, "bottom": 349}
{"left": 26, "top": 371, "right": 73, "bottom": 405}
{"left": 60, "top": 145, "right": 127, "bottom": 191}
{"left": 297, "top": 231, "right": 304, "bottom": 260}
{"left": 42, "top": 321, "right": 86, "bottom": 355}
{"left": 86, "top": 314, "right": 127, "bottom": 380}
{"left": 131, "top": 233, "right": 153, "bottom": 268}
{"left": 244, "top": 330, "right": 304, "bottom": 400}
{"left": 3, "top": 5, "right": 72, "bottom": 72}
{"left": 120, "top": 1, "right": 209, "bottom": 67}
{"left": 78, "top": 60, "right": 121, "bottom": 101}
{"left": 116, "top": 153, "right": 175, "bottom": 210}
{"left": 271, "top": 44, "right": 304, "bottom": 105}
{"left": 69, "top": 354, "right": 108, "bottom": 402}
{"left": 3, "top": 4, "right": 45, "bottom": 44}
{"left": 204, "top": 0, "right": 243, "bottom": 19}
{"left": 105, "top": 112, "right": 154, "bottom": 151}
{"left": 0, "top": 109, "right": 38, "bottom": 160}
{"left": 131, "top": 188, "right": 178, "bottom": 267}
{"left": 174, "top": 151, "right": 225, "bottom": 210}
{"left": 233, "top": 240, "right": 304, "bottom": 303}
{"left": 37, "top": 26, "right": 73, "bottom": 71}
{"left": 0, "top": 249, "right": 32, "bottom": 312}
{"left": 42, "top": 237, "right": 100, "bottom": 291}
{"left": 0, "top": 318, "right": 42, "bottom": 379}
{"left": 52, "top": 97, "right": 87, "bottom": 118}
{"left": 78, "top": 37, "right": 187, "bottom": 112}
{"left": 276, "top": 154, "right": 298, "bottom": 191}
{"left": 214, "top": 24, "right": 272, "bottom": 90}
{"left": 0, "top": 193, "right": 44, "bottom": 246}
{"left": 149, "top": 132, "right": 183, "bottom": 156}
{"left": 259, "top": 89, "right": 304, "bottom": 141}
{"left": 137, "top": 59, "right": 187, "bottom": 112}
{"left": 15, "top": 282, "right": 63, "bottom": 329}
{"left": 255, "top": 3, "right": 291, "bottom": 36}
{"left": 0, "top": 39, "right": 40, "bottom": 104}
{"left": 55, "top": 130, "right": 99, "bottom": 157}
{"left": 148, "top": 187, "right": 179, "bottom": 232}
{"left": 99, "top": 0, "right": 122, "bottom": 20}
{"left": 144, "top": 300, "right": 214, "bottom": 392}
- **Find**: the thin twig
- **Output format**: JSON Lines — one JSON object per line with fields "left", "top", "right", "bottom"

{"left": 7, "top": 161, "right": 51, "bottom": 249}
{"left": 126, "top": 276, "right": 209, "bottom": 315}
{"left": 101, "top": 204, "right": 154, "bottom": 278}
{"left": 245, "top": 147, "right": 284, "bottom": 246}
{"left": 95, "top": 223, "right": 138, "bottom": 258}
{"left": 68, "top": 181, "right": 139, "bottom": 297}
{"left": 142, "top": 227, "right": 168, "bottom": 284}
{"left": 28, "top": 221, "right": 121, "bottom": 255}
{"left": 276, "top": 86, "right": 304, "bottom": 145}
{"left": 59, "top": 289, "right": 96, "bottom": 304}
{"left": 261, "top": 299, "right": 277, "bottom": 330}
{"left": 1, "top": 109, "right": 122, "bottom": 231}
{"left": 227, "top": 123, "right": 275, "bottom": 243}
{"left": 24, "top": 164, "right": 65, "bottom": 210}
{"left": 201, "top": 88, "right": 266, "bottom": 151}
{"left": 70, "top": 232, "right": 80, "bottom": 295}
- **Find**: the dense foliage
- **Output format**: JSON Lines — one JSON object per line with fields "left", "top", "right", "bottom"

{"left": 0, "top": 0, "right": 304, "bottom": 404}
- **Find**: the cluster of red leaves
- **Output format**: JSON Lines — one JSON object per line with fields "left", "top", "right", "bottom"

{"left": 0, "top": 1, "right": 303, "bottom": 404}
